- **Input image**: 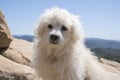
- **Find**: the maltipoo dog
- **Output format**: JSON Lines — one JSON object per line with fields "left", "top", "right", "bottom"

{"left": 32, "top": 7, "right": 118, "bottom": 80}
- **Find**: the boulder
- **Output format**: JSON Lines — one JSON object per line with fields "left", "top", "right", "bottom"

{"left": 0, "top": 10, "right": 13, "bottom": 48}
{"left": 1, "top": 38, "right": 33, "bottom": 66}
{"left": 0, "top": 10, "right": 37, "bottom": 80}
{"left": 0, "top": 38, "right": 37, "bottom": 80}
{"left": 0, "top": 55, "right": 35, "bottom": 80}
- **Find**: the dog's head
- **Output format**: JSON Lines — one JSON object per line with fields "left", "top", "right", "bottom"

{"left": 35, "top": 7, "right": 84, "bottom": 47}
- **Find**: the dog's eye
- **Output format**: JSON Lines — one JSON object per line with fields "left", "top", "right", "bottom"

{"left": 48, "top": 24, "right": 53, "bottom": 29}
{"left": 61, "top": 26, "right": 67, "bottom": 31}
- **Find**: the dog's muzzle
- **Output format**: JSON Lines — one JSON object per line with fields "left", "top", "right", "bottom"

{"left": 50, "top": 34, "right": 60, "bottom": 44}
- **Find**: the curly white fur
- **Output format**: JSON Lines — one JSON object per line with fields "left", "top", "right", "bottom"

{"left": 32, "top": 7, "right": 117, "bottom": 80}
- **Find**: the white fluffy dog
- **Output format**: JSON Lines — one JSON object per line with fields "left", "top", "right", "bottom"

{"left": 33, "top": 7, "right": 113, "bottom": 80}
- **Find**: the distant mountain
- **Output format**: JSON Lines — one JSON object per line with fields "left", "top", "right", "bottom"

{"left": 91, "top": 48, "right": 120, "bottom": 63}
{"left": 14, "top": 35, "right": 34, "bottom": 42}
{"left": 85, "top": 38, "right": 120, "bottom": 49}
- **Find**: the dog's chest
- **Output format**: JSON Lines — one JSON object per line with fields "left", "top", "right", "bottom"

{"left": 40, "top": 49, "right": 85, "bottom": 80}
{"left": 42, "top": 57, "right": 84, "bottom": 80}
{"left": 47, "top": 55, "right": 59, "bottom": 64}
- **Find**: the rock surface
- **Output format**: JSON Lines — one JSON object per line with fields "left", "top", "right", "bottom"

{"left": 1, "top": 38, "right": 33, "bottom": 66}
{"left": 99, "top": 58, "right": 120, "bottom": 80}
{"left": 0, "top": 10, "right": 13, "bottom": 48}
{"left": 0, "top": 9, "right": 36, "bottom": 80}
{"left": 0, "top": 55, "right": 35, "bottom": 80}
{"left": 0, "top": 38, "right": 36, "bottom": 80}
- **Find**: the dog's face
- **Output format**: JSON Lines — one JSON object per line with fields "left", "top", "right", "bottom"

{"left": 47, "top": 23, "right": 68, "bottom": 45}
{"left": 39, "top": 18, "right": 73, "bottom": 47}
{"left": 35, "top": 7, "right": 83, "bottom": 47}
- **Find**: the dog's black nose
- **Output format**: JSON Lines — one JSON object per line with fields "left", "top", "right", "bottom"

{"left": 50, "top": 34, "right": 59, "bottom": 41}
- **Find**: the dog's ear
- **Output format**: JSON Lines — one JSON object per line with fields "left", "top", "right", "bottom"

{"left": 71, "top": 15, "right": 84, "bottom": 43}
{"left": 34, "top": 21, "right": 44, "bottom": 37}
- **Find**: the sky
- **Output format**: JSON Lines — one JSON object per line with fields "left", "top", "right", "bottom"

{"left": 0, "top": 0, "right": 120, "bottom": 40}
